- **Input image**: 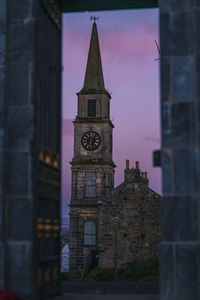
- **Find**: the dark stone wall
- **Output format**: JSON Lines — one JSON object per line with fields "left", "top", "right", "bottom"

{"left": 98, "top": 173, "right": 161, "bottom": 268}
{"left": 159, "top": 0, "right": 200, "bottom": 299}
{"left": 0, "top": 0, "right": 36, "bottom": 297}
{"left": 0, "top": 0, "right": 7, "bottom": 290}
{"left": 69, "top": 206, "right": 98, "bottom": 280}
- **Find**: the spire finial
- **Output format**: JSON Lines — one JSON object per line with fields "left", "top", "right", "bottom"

{"left": 90, "top": 16, "right": 99, "bottom": 23}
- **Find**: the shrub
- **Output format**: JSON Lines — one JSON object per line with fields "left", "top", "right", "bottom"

{"left": 84, "top": 256, "right": 159, "bottom": 282}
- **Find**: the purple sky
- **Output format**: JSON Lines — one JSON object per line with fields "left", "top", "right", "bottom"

{"left": 61, "top": 9, "right": 161, "bottom": 218}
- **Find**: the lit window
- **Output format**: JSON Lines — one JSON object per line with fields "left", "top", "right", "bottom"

{"left": 85, "top": 172, "right": 96, "bottom": 197}
{"left": 84, "top": 220, "right": 96, "bottom": 245}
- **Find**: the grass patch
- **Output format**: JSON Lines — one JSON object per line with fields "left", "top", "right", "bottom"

{"left": 84, "top": 256, "right": 159, "bottom": 282}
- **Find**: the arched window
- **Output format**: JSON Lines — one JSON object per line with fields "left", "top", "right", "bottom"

{"left": 84, "top": 220, "right": 96, "bottom": 245}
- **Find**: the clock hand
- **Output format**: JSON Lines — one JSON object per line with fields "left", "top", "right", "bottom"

{"left": 89, "top": 137, "right": 92, "bottom": 148}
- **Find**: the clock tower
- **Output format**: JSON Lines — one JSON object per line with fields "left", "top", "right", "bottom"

{"left": 69, "top": 21, "right": 115, "bottom": 280}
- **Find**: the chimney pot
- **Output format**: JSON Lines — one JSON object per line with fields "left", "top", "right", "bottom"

{"left": 145, "top": 172, "right": 147, "bottom": 179}
{"left": 135, "top": 161, "right": 139, "bottom": 170}
{"left": 141, "top": 172, "right": 144, "bottom": 177}
{"left": 126, "top": 160, "right": 130, "bottom": 169}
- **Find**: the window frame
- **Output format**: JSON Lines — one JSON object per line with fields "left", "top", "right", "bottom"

{"left": 84, "top": 220, "right": 96, "bottom": 246}
{"left": 85, "top": 172, "right": 96, "bottom": 198}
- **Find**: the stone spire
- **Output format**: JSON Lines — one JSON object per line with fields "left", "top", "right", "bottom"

{"left": 78, "top": 22, "right": 110, "bottom": 96}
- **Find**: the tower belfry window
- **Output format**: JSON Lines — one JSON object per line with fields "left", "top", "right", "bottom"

{"left": 85, "top": 172, "right": 96, "bottom": 197}
{"left": 88, "top": 100, "right": 96, "bottom": 117}
{"left": 84, "top": 221, "right": 96, "bottom": 245}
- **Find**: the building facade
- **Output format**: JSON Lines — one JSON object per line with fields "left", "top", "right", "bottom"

{"left": 69, "top": 21, "right": 161, "bottom": 280}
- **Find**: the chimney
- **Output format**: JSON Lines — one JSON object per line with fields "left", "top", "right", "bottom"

{"left": 126, "top": 160, "right": 130, "bottom": 169}
{"left": 135, "top": 161, "right": 139, "bottom": 170}
{"left": 144, "top": 172, "right": 148, "bottom": 179}
{"left": 141, "top": 172, "right": 144, "bottom": 177}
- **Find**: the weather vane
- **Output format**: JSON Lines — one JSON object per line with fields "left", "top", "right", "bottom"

{"left": 90, "top": 16, "right": 99, "bottom": 23}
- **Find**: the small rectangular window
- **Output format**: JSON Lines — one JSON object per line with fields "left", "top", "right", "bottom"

{"left": 84, "top": 221, "right": 96, "bottom": 245}
{"left": 88, "top": 100, "right": 96, "bottom": 117}
{"left": 85, "top": 172, "right": 96, "bottom": 197}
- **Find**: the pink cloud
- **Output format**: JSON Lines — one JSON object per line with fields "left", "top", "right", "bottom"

{"left": 143, "top": 135, "right": 160, "bottom": 144}
{"left": 100, "top": 25, "right": 158, "bottom": 64}
{"left": 62, "top": 23, "right": 159, "bottom": 81}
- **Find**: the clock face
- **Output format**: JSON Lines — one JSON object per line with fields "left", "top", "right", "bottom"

{"left": 81, "top": 131, "right": 101, "bottom": 151}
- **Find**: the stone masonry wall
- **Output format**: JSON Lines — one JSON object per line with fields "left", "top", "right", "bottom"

{"left": 69, "top": 206, "right": 98, "bottom": 280}
{"left": 71, "top": 163, "right": 114, "bottom": 202}
{"left": 0, "top": 0, "right": 36, "bottom": 296}
{"left": 159, "top": 1, "right": 200, "bottom": 299}
{"left": 98, "top": 181, "right": 161, "bottom": 268}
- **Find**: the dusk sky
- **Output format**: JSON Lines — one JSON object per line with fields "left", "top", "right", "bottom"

{"left": 61, "top": 9, "right": 161, "bottom": 218}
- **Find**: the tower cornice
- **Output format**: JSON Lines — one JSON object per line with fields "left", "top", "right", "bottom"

{"left": 73, "top": 117, "right": 114, "bottom": 128}
{"left": 70, "top": 158, "right": 116, "bottom": 168}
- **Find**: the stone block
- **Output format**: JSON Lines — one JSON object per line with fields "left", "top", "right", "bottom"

{"left": 7, "top": 64, "right": 29, "bottom": 105}
{"left": 172, "top": 56, "right": 195, "bottom": 102}
{"left": 162, "top": 196, "right": 197, "bottom": 241}
{"left": 170, "top": 13, "right": 194, "bottom": 56}
{"left": 195, "top": 0, "right": 200, "bottom": 6}
{"left": 161, "top": 102, "right": 171, "bottom": 135}
{"left": 0, "top": 150, "right": 3, "bottom": 195}
{"left": 7, "top": 196, "right": 32, "bottom": 241}
{"left": 0, "top": 29, "right": 5, "bottom": 65}
{"left": 160, "top": 12, "right": 194, "bottom": 56}
{"left": 171, "top": 0, "right": 194, "bottom": 10}
{"left": 173, "top": 148, "right": 197, "bottom": 193}
{"left": 7, "top": 106, "right": 34, "bottom": 151}
{"left": 9, "top": 0, "right": 34, "bottom": 21}
{"left": 159, "top": 242, "right": 175, "bottom": 300}
{"left": 162, "top": 148, "right": 173, "bottom": 194}
{"left": 0, "top": 129, "right": 3, "bottom": 150}
{"left": 0, "top": 0, "right": 6, "bottom": 20}
{"left": 197, "top": 55, "right": 200, "bottom": 100}
{"left": 163, "top": 102, "right": 195, "bottom": 147}
{"left": 159, "top": 0, "right": 170, "bottom": 12}
{"left": 0, "top": 65, "right": 5, "bottom": 112}
{"left": 0, "top": 242, "right": 5, "bottom": 289}
{"left": 175, "top": 243, "right": 200, "bottom": 299}
{"left": 171, "top": 103, "right": 195, "bottom": 144}
{"left": 160, "top": 58, "right": 171, "bottom": 102}
{"left": 194, "top": 8, "right": 200, "bottom": 54}
{"left": 0, "top": 202, "right": 3, "bottom": 240}
{"left": 7, "top": 20, "right": 35, "bottom": 63}
{"left": 7, "top": 152, "right": 29, "bottom": 196}
{"left": 160, "top": 13, "right": 170, "bottom": 56}
{"left": 7, "top": 242, "right": 33, "bottom": 296}
{"left": 198, "top": 102, "right": 200, "bottom": 145}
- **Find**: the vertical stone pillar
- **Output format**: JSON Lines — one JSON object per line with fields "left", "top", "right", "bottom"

{"left": 159, "top": 1, "right": 200, "bottom": 299}
{"left": 0, "top": 0, "right": 36, "bottom": 298}
{"left": 0, "top": 0, "right": 7, "bottom": 290}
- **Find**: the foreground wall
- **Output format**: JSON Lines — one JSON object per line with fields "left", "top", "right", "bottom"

{"left": 0, "top": 0, "right": 36, "bottom": 296}
{"left": 0, "top": 1, "right": 62, "bottom": 299}
{"left": 159, "top": 1, "right": 200, "bottom": 299}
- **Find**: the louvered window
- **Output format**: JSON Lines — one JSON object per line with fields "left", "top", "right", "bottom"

{"left": 85, "top": 172, "right": 96, "bottom": 197}
{"left": 88, "top": 100, "right": 96, "bottom": 117}
{"left": 84, "top": 221, "right": 96, "bottom": 245}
